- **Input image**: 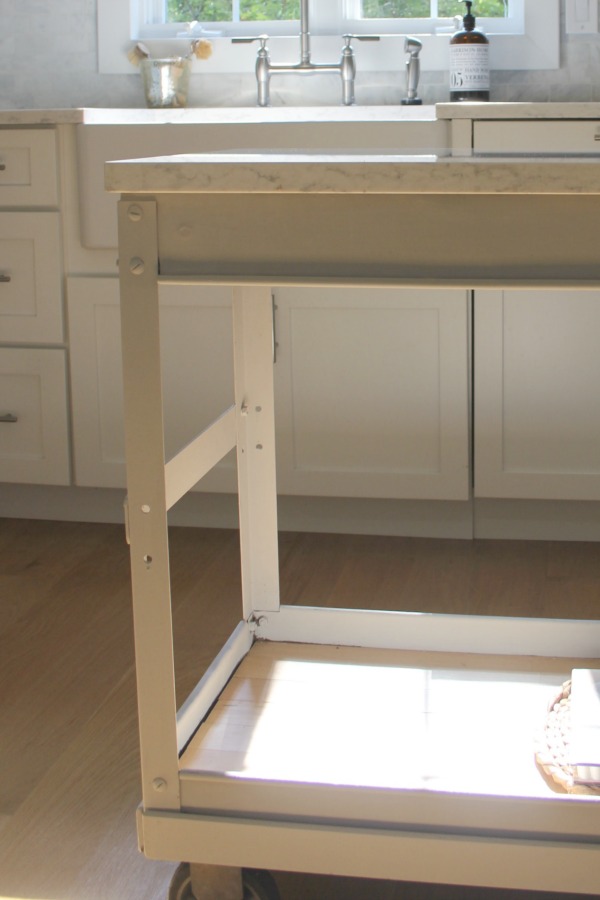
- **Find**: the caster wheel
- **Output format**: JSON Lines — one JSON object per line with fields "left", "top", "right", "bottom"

{"left": 243, "top": 869, "right": 281, "bottom": 900}
{"left": 168, "top": 863, "right": 194, "bottom": 900}
{"left": 168, "top": 863, "right": 280, "bottom": 900}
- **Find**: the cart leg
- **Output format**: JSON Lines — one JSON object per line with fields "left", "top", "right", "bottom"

{"left": 232, "top": 286, "right": 280, "bottom": 619}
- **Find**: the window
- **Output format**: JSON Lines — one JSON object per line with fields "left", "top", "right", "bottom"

{"left": 159, "top": 0, "right": 508, "bottom": 26}
{"left": 141, "top": 0, "right": 514, "bottom": 35}
{"left": 98, "top": 0, "right": 558, "bottom": 76}
{"left": 166, "top": 1, "right": 301, "bottom": 24}
{"left": 344, "top": 0, "right": 519, "bottom": 33}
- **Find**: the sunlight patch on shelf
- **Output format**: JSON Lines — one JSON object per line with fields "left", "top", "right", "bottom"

{"left": 183, "top": 656, "right": 563, "bottom": 798}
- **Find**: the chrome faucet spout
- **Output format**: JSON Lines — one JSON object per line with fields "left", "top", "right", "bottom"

{"left": 233, "top": 4, "right": 379, "bottom": 107}
{"left": 300, "top": 0, "right": 311, "bottom": 65}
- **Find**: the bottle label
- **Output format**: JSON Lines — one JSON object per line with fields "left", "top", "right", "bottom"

{"left": 449, "top": 44, "right": 490, "bottom": 92}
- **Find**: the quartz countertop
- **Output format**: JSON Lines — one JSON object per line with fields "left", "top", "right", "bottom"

{"left": 4, "top": 102, "right": 600, "bottom": 127}
{"left": 0, "top": 106, "right": 436, "bottom": 126}
{"left": 437, "top": 102, "right": 600, "bottom": 120}
{"left": 0, "top": 108, "right": 85, "bottom": 125}
{"left": 105, "top": 151, "right": 600, "bottom": 196}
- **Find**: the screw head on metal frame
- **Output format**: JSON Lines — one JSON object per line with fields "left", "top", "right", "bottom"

{"left": 129, "top": 257, "right": 145, "bottom": 275}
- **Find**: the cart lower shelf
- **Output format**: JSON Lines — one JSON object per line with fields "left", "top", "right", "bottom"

{"left": 178, "top": 641, "right": 599, "bottom": 839}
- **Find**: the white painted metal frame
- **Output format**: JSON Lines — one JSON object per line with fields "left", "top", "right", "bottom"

{"left": 117, "top": 197, "right": 600, "bottom": 895}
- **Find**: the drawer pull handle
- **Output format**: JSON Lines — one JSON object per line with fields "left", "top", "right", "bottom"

{"left": 0, "top": 413, "right": 18, "bottom": 423}
{"left": 0, "top": 274, "right": 11, "bottom": 283}
{"left": 0, "top": 164, "right": 5, "bottom": 171}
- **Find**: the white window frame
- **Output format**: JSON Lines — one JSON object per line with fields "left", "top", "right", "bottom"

{"left": 98, "top": 0, "right": 558, "bottom": 76}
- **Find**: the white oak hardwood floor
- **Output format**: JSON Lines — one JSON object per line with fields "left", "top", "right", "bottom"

{"left": 1, "top": 518, "right": 598, "bottom": 900}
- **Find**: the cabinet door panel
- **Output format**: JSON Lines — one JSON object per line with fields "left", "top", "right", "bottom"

{"left": 0, "top": 212, "right": 63, "bottom": 343}
{"left": 0, "top": 130, "right": 58, "bottom": 207}
{"left": 475, "top": 290, "right": 600, "bottom": 500}
{"left": 274, "top": 287, "right": 470, "bottom": 500}
{"left": 0, "top": 348, "right": 69, "bottom": 485}
{"left": 68, "top": 279, "right": 236, "bottom": 491}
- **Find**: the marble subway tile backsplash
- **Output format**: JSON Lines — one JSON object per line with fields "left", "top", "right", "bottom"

{"left": 0, "top": 1, "right": 599, "bottom": 108}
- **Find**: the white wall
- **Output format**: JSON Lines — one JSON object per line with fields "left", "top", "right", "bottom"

{"left": 0, "top": 1, "right": 598, "bottom": 108}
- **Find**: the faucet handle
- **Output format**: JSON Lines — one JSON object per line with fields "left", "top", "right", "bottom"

{"left": 232, "top": 33, "right": 269, "bottom": 48}
{"left": 341, "top": 33, "right": 380, "bottom": 56}
{"left": 343, "top": 34, "right": 381, "bottom": 44}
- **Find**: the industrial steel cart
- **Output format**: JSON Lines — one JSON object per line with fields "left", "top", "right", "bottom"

{"left": 108, "top": 151, "right": 600, "bottom": 899}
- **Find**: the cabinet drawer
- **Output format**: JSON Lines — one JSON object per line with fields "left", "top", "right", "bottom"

{"left": 0, "top": 130, "right": 58, "bottom": 206}
{"left": 473, "top": 120, "right": 600, "bottom": 155}
{"left": 0, "top": 347, "right": 70, "bottom": 485}
{"left": 0, "top": 212, "right": 63, "bottom": 343}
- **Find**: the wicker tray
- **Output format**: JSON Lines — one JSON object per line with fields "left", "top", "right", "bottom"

{"left": 535, "top": 680, "right": 600, "bottom": 795}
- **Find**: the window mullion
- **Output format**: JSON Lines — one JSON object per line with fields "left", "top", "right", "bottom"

{"left": 143, "top": 0, "right": 165, "bottom": 26}
{"left": 342, "top": 0, "right": 361, "bottom": 22}
{"left": 311, "top": 0, "right": 345, "bottom": 35}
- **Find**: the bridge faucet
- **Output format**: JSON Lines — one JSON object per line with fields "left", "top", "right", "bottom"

{"left": 233, "top": 0, "right": 379, "bottom": 107}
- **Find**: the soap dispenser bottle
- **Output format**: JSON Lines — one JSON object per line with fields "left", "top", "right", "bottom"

{"left": 449, "top": 1, "right": 490, "bottom": 102}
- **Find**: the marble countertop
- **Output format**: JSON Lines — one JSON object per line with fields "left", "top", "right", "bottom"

{"left": 4, "top": 102, "right": 600, "bottom": 127}
{"left": 105, "top": 151, "right": 600, "bottom": 196}
{"left": 436, "top": 102, "right": 600, "bottom": 120}
{"left": 0, "top": 106, "right": 436, "bottom": 126}
{"left": 0, "top": 108, "right": 85, "bottom": 125}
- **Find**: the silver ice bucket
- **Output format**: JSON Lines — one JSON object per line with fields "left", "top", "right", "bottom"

{"left": 140, "top": 57, "right": 191, "bottom": 108}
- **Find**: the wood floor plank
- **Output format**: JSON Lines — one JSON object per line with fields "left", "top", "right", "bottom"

{"left": 0, "top": 518, "right": 116, "bottom": 632}
{"left": 0, "top": 523, "right": 133, "bottom": 814}
{"left": 0, "top": 522, "right": 244, "bottom": 900}
{"left": 0, "top": 665, "right": 175, "bottom": 900}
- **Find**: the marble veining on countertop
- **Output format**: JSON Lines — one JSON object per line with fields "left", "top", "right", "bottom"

{"left": 105, "top": 151, "right": 600, "bottom": 196}
{"left": 0, "top": 108, "right": 85, "bottom": 125}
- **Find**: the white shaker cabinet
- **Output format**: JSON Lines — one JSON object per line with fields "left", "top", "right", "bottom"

{"left": 0, "top": 128, "right": 70, "bottom": 486}
{"left": 273, "top": 286, "right": 470, "bottom": 501}
{"left": 68, "top": 278, "right": 236, "bottom": 492}
{"left": 474, "top": 289, "right": 600, "bottom": 501}
{"left": 0, "top": 348, "right": 69, "bottom": 485}
{"left": 68, "top": 278, "right": 600, "bottom": 510}
{"left": 0, "top": 129, "right": 59, "bottom": 207}
{"left": 0, "top": 212, "right": 63, "bottom": 344}
{"left": 69, "top": 280, "right": 470, "bottom": 502}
